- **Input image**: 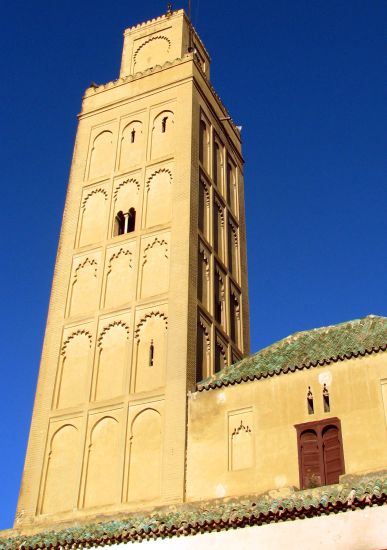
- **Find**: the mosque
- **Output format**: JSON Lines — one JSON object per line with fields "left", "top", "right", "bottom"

{"left": 1, "top": 8, "right": 387, "bottom": 549}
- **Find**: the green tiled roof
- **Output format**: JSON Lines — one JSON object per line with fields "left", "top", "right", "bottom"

{"left": 198, "top": 315, "right": 387, "bottom": 391}
{"left": 2, "top": 472, "right": 387, "bottom": 549}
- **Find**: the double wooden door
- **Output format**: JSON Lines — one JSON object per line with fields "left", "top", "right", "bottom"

{"left": 296, "top": 418, "right": 344, "bottom": 489}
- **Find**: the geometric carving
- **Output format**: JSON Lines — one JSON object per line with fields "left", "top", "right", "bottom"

{"left": 83, "top": 416, "right": 121, "bottom": 508}
{"left": 135, "top": 311, "right": 168, "bottom": 339}
{"left": 228, "top": 410, "right": 253, "bottom": 471}
{"left": 145, "top": 168, "right": 172, "bottom": 228}
{"left": 89, "top": 131, "right": 113, "bottom": 180}
{"left": 227, "top": 220, "right": 239, "bottom": 280}
{"left": 198, "top": 243, "right": 210, "bottom": 310}
{"left": 57, "top": 330, "right": 92, "bottom": 409}
{"left": 95, "top": 321, "right": 130, "bottom": 401}
{"left": 198, "top": 177, "right": 210, "bottom": 240}
{"left": 41, "top": 424, "right": 80, "bottom": 514}
{"left": 214, "top": 265, "right": 226, "bottom": 328}
{"left": 226, "top": 160, "right": 237, "bottom": 214}
{"left": 199, "top": 117, "right": 210, "bottom": 172}
{"left": 215, "top": 334, "right": 227, "bottom": 373}
{"left": 133, "top": 36, "right": 171, "bottom": 73}
{"left": 213, "top": 136, "right": 223, "bottom": 189}
{"left": 140, "top": 237, "right": 169, "bottom": 298}
{"left": 196, "top": 316, "right": 211, "bottom": 382}
{"left": 213, "top": 197, "right": 224, "bottom": 260}
{"left": 229, "top": 287, "right": 241, "bottom": 347}
{"left": 114, "top": 177, "right": 140, "bottom": 203}
{"left": 69, "top": 258, "right": 98, "bottom": 317}
{"left": 79, "top": 189, "right": 108, "bottom": 247}
{"left": 134, "top": 312, "right": 168, "bottom": 393}
{"left": 119, "top": 122, "right": 143, "bottom": 171}
{"left": 104, "top": 248, "right": 134, "bottom": 308}
{"left": 150, "top": 110, "right": 175, "bottom": 160}
{"left": 128, "top": 409, "right": 162, "bottom": 502}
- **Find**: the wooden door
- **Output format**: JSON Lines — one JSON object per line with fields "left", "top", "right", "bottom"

{"left": 322, "top": 425, "right": 343, "bottom": 485}
{"left": 300, "top": 429, "right": 321, "bottom": 488}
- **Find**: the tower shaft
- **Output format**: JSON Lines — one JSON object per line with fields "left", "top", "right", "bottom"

{"left": 16, "top": 10, "right": 249, "bottom": 527}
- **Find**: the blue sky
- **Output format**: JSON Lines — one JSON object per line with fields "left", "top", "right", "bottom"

{"left": 0, "top": 0, "right": 386, "bottom": 530}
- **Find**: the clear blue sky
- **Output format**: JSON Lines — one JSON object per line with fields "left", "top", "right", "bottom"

{"left": 0, "top": 0, "right": 385, "bottom": 530}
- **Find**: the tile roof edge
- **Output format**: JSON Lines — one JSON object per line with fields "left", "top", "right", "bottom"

{"left": 3, "top": 475, "right": 387, "bottom": 549}
{"left": 197, "top": 343, "right": 387, "bottom": 392}
{"left": 197, "top": 315, "right": 387, "bottom": 392}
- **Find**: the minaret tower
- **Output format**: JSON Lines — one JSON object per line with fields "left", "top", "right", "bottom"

{"left": 15, "top": 9, "right": 249, "bottom": 526}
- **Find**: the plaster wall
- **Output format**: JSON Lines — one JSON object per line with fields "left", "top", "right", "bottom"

{"left": 187, "top": 351, "right": 387, "bottom": 502}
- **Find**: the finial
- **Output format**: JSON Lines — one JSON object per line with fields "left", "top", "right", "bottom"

{"left": 166, "top": 2, "right": 173, "bottom": 16}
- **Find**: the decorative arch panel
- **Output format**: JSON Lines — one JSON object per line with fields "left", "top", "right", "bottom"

{"left": 127, "top": 408, "right": 162, "bottom": 501}
{"left": 134, "top": 312, "right": 168, "bottom": 393}
{"left": 83, "top": 415, "right": 122, "bottom": 508}
{"left": 150, "top": 110, "right": 175, "bottom": 160}
{"left": 41, "top": 424, "right": 80, "bottom": 514}
{"left": 95, "top": 321, "right": 130, "bottom": 401}
{"left": 56, "top": 330, "right": 92, "bottom": 409}
{"left": 89, "top": 131, "right": 113, "bottom": 180}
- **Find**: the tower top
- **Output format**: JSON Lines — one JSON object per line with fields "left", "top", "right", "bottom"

{"left": 120, "top": 9, "right": 210, "bottom": 79}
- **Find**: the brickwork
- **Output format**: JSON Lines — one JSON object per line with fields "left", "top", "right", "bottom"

{"left": 15, "top": 10, "right": 249, "bottom": 528}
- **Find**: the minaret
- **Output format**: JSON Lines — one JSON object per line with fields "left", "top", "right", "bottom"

{"left": 15, "top": 9, "right": 249, "bottom": 526}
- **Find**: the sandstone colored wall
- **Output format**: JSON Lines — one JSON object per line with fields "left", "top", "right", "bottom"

{"left": 187, "top": 351, "right": 387, "bottom": 502}
{"left": 15, "top": 10, "right": 249, "bottom": 528}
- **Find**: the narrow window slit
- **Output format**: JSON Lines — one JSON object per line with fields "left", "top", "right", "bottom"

{"left": 323, "top": 384, "right": 330, "bottom": 412}
{"left": 307, "top": 386, "right": 314, "bottom": 414}
{"left": 149, "top": 340, "right": 154, "bottom": 367}
{"left": 131, "top": 129, "right": 136, "bottom": 143}
{"left": 162, "top": 116, "right": 168, "bottom": 133}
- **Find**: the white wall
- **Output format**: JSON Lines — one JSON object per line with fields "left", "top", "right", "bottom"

{"left": 106, "top": 505, "right": 387, "bottom": 550}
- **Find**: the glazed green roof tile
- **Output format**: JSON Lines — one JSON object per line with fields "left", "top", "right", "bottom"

{"left": 2, "top": 471, "right": 387, "bottom": 549}
{"left": 198, "top": 315, "right": 387, "bottom": 391}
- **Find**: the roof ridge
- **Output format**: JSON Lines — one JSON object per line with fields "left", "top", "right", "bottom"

{"left": 278, "top": 314, "right": 387, "bottom": 345}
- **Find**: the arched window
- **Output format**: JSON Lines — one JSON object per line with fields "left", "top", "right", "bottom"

{"left": 115, "top": 211, "right": 125, "bottom": 236}
{"left": 127, "top": 207, "right": 136, "bottom": 233}
{"left": 214, "top": 339, "right": 227, "bottom": 373}
{"left": 229, "top": 289, "right": 241, "bottom": 346}
{"left": 323, "top": 384, "right": 330, "bottom": 412}
{"left": 213, "top": 139, "right": 223, "bottom": 188}
{"left": 196, "top": 318, "right": 210, "bottom": 382}
{"left": 214, "top": 269, "right": 225, "bottom": 328}
{"left": 307, "top": 386, "right": 314, "bottom": 414}
{"left": 199, "top": 119, "right": 209, "bottom": 170}
{"left": 114, "top": 208, "right": 136, "bottom": 236}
